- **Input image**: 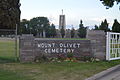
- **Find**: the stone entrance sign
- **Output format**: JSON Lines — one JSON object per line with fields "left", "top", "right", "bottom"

{"left": 20, "top": 30, "right": 106, "bottom": 62}
{"left": 35, "top": 39, "right": 91, "bottom": 58}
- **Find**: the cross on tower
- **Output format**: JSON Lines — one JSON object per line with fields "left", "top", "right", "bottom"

{"left": 62, "top": 9, "right": 63, "bottom": 15}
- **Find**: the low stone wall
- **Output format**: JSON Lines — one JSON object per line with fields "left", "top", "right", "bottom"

{"left": 20, "top": 30, "right": 106, "bottom": 62}
{"left": 86, "top": 30, "right": 106, "bottom": 60}
{"left": 20, "top": 34, "right": 35, "bottom": 62}
{"left": 20, "top": 37, "right": 92, "bottom": 62}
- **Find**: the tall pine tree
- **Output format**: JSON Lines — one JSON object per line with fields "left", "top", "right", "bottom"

{"left": 99, "top": 19, "right": 110, "bottom": 32}
{"left": 94, "top": 25, "right": 99, "bottom": 30}
{"left": 60, "top": 26, "right": 65, "bottom": 38}
{"left": 78, "top": 20, "right": 86, "bottom": 38}
{"left": 49, "top": 24, "right": 56, "bottom": 38}
{"left": 71, "top": 27, "right": 75, "bottom": 38}
{"left": 112, "top": 19, "right": 120, "bottom": 33}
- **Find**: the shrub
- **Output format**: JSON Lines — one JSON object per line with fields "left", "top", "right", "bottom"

{"left": 67, "top": 53, "right": 74, "bottom": 58}
{"left": 35, "top": 53, "right": 49, "bottom": 62}
{"left": 57, "top": 54, "right": 65, "bottom": 61}
{"left": 80, "top": 56, "right": 91, "bottom": 62}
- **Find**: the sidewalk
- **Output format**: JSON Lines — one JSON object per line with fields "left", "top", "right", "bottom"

{"left": 85, "top": 65, "right": 120, "bottom": 80}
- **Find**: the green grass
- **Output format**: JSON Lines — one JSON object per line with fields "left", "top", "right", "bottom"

{"left": 0, "top": 69, "right": 30, "bottom": 80}
{"left": 0, "top": 61, "right": 120, "bottom": 80}
{"left": 0, "top": 40, "right": 18, "bottom": 62}
{"left": 0, "top": 39, "right": 120, "bottom": 80}
{"left": 40, "top": 38, "right": 88, "bottom": 40}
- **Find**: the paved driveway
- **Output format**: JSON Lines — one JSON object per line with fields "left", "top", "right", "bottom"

{"left": 86, "top": 65, "right": 120, "bottom": 80}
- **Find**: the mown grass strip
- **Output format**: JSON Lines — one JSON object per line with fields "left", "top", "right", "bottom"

{"left": 0, "top": 60, "right": 120, "bottom": 80}
{"left": 0, "top": 69, "right": 30, "bottom": 80}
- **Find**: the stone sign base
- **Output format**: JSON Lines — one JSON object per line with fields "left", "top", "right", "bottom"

{"left": 20, "top": 30, "right": 106, "bottom": 62}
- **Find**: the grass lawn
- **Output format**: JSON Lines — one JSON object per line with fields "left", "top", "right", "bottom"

{"left": 0, "top": 39, "right": 17, "bottom": 62}
{"left": 0, "top": 61, "right": 120, "bottom": 80}
{"left": 36, "top": 38, "right": 88, "bottom": 40}
{"left": 0, "top": 38, "right": 120, "bottom": 80}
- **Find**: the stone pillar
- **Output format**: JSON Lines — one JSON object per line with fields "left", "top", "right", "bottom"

{"left": 20, "top": 34, "right": 35, "bottom": 62}
{"left": 86, "top": 30, "right": 106, "bottom": 60}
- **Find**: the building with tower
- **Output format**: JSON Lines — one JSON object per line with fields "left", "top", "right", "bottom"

{"left": 59, "top": 10, "right": 66, "bottom": 30}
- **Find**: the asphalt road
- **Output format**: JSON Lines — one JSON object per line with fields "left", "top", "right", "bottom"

{"left": 86, "top": 65, "right": 120, "bottom": 80}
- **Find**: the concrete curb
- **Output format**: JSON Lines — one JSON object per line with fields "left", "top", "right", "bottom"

{"left": 85, "top": 64, "right": 120, "bottom": 80}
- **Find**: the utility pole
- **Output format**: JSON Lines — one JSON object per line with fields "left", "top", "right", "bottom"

{"left": 15, "top": 24, "right": 18, "bottom": 61}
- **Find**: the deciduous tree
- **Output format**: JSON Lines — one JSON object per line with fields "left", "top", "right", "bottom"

{"left": 20, "top": 19, "right": 30, "bottom": 34}
{"left": 29, "top": 17, "right": 50, "bottom": 36}
{"left": 0, "top": 0, "right": 21, "bottom": 29}
{"left": 100, "top": 0, "right": 120, "bottom": 9}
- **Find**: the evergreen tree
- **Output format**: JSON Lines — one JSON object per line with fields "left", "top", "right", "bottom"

{"left": 112, "top": 19, "right": 120, "bottom": 33}
{"left": 94, "top": 25, "right": 99, "bottom": 30}
{"left": 46, "top": 24, "right": 56, "bottom": 38}
{"left": 20, "top": 19, "right": 30, "bottom": 34}
{"left": 99, "top": 19, "right": 110, "bottom": 32}
{"left": 71, "top": 27, "right": 75, "bottom": 38}
{"left": 99, "top": 21, "right": 104, "bottom": 30}
{"left": 60, "top": 26, "right": 65, "bottom": 38}
{"left": 78, "top": 20, "right": 87, "bottom": 38}
{"left": 50, "top": 24, "right": 56, "bottom": 37}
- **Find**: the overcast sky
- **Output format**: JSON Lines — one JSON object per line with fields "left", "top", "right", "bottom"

{"left": 20, "top": 0, "right": 120, "bottom": 29}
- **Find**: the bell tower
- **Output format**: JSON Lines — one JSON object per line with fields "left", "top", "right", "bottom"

{"left": 59, "top": 9, "right": 66, "bottom": 30}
